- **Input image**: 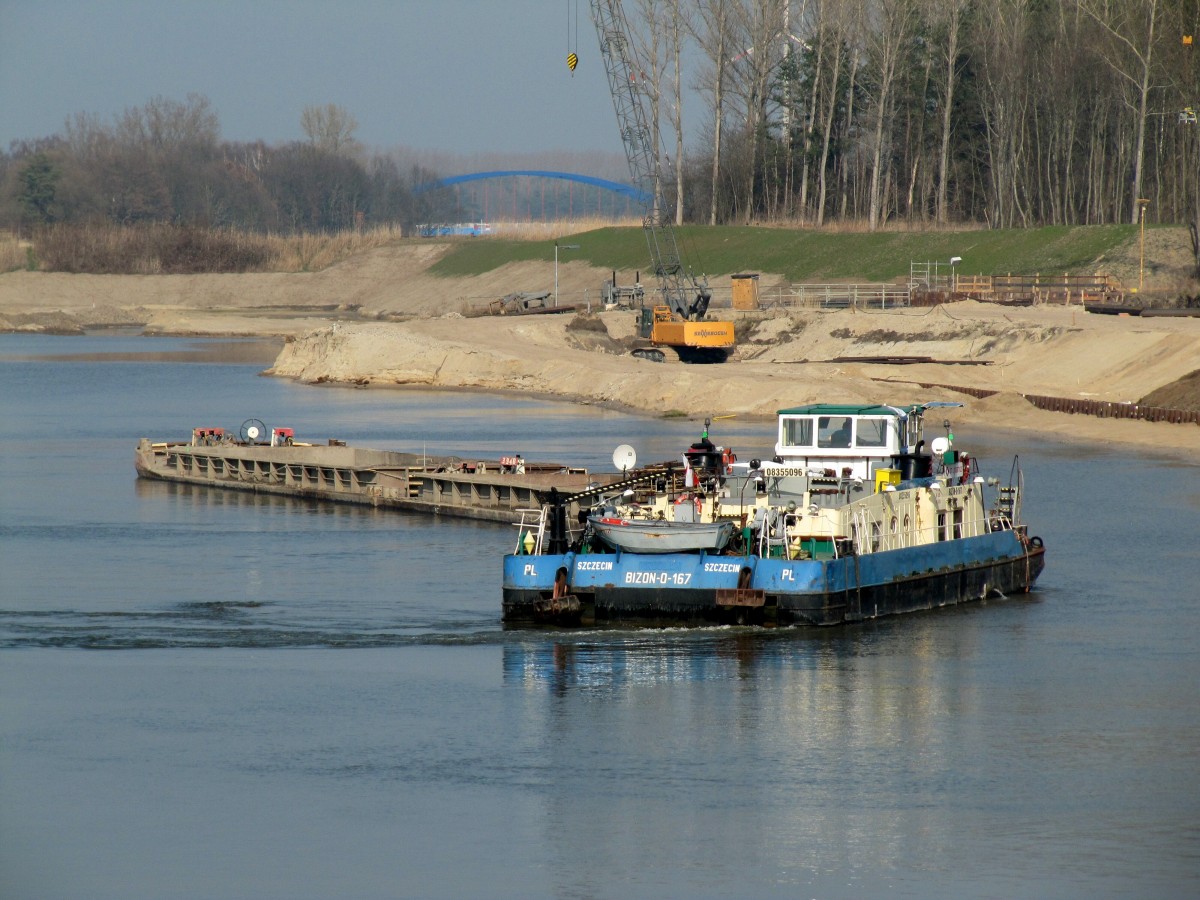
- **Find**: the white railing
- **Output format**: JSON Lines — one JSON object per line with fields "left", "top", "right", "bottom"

{"left": 512, "top": 507, "right": 548, "bottom": 555}
{"left": 850, "top": 514, "right": 1000, "bottom": 555}
{"left": 760, "top": 283, "right": 911, "bottom": 309}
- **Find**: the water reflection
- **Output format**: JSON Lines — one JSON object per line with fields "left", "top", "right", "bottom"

{"left": 503, "top": 631, "right": 796, "bottom": 693}
{"left": 499, "top": 621, "right": 1019, "bottom": 896}
{"left": 501, "top": 603, "right": 1017, "bottom": 694}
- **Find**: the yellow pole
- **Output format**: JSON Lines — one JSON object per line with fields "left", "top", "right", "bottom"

{"left": 1137, "top": 199, "right": 1150, "bottom": 292}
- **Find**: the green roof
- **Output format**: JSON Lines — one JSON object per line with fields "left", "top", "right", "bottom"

{"left": 776, "top": 404, "right": 906, "bottom": 417}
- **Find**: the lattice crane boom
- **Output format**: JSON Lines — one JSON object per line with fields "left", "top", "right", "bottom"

{"left": 590, "top": 0, "right": 711, "bottom": 321}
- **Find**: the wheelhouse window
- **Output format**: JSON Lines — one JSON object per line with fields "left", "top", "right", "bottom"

{"left": 818, "top": 416, "right": 852, "bottom": 448}
{"left": 855, "top": 417, "right": 887, "bottom": 448}
{"left": 781, "top": 417, "right": 814, "bottom": 449}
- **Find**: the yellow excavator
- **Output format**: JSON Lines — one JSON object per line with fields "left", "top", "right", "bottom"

{"left": 634, "top": 306, "right": 734, "bottom": 363}
{"left": 590, "top": 0, "right": 736, "bottom": 363}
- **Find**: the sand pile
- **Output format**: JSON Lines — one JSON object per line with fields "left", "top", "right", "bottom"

{"left": 2, "top": 239, "right": 1197, "bottom": 458}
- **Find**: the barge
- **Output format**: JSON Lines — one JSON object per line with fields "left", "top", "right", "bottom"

{"left": 135, "top": 421, "right": 614, "bottom": 524}
{"left": 503, "top": 404, "right": 1046, "bottom": 627}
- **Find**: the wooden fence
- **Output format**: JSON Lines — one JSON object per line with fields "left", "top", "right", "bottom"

{"left": 903, "top": 382, "right": 1199, "bottom": 425}
{"left": 954, "top": 274, "right": 1124, "bottom": 304}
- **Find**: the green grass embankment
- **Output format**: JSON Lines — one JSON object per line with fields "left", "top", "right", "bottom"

{"left": 430, "top": 224, "right": 1142, "bottom": 282}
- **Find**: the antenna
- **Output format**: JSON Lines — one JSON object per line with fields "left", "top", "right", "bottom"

{"left": 612, "top": 443, "right": 637, "bottom": 474}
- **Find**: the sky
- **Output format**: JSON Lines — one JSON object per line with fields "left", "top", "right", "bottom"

{"left": 0, "top": 0, "right": 632, "bottom": 159}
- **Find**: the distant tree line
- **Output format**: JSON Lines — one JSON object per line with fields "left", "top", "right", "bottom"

{"left": 631, "top": 0, "right": 1197, "bottom": 240}
{"left": 2, "top": 0, "right": 1196, "bottom": 246}
{"left": 0, "top": 96, "right": 462, "bottom": 234}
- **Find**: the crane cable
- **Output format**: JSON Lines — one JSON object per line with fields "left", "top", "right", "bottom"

{"left": 567, "top": 0, "right": 579, "bottom": 74}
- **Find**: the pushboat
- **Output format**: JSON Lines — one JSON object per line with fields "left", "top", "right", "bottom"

{"left": 502, "top": 403, "right": 1046, "bottom": 627}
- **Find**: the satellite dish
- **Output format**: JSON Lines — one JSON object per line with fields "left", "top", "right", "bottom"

{"left": 240, "top": 418, "right": 267, "bottom": 444}
{"left": 612, "top": 443, "right": 637, "bottom": 472}
{"left": 931, "top": 436, "right": 950, "bottom": 455}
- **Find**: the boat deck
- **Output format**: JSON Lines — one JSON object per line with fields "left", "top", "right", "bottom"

{"left": 135, "top": 438, "right": 608, "bottom": 524}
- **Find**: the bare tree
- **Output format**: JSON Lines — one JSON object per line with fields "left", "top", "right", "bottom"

{"left": 783, "top": 0, "right": 820, "bottom": 222}
{"left": 667, "top": 0, "right": 687, "bottom": 224}
{"left": 809, "top": 0, "right": 852, "bottom": 225}
{"left": 977, "top": 0, "right": 1034, "bottom": 227}
{"left": 862, "top": 0, "right": 918, "bottom": 230}
{"left": 301, "top": 103, "right": 362, "bottom": 156}
{"left": 1157, "top": 0, "right": 1200, "bottom": 274}
{"left": 120, "top": 94, "right": 220, "bottom": 154}
{"left": 929, "top": 0, "right": 969, "bottom": 224}
{"left": 1078, "top": 0, "right": 1162, "bottom": 225}
{"left": 629, "top": 0, "right": 669, "bottom": 220}
{"left": 691, "top": 0, "right": 735, "bottom": 223}
{"left": 725, "top": 0, "right": 788, "bottom": 223}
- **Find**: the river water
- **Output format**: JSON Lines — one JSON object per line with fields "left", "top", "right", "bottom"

{"left": 1, "top": 333, "right": 1197, "bottom": 899}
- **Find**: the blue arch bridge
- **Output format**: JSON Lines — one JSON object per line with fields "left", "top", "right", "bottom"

{"left": 413, "top": 170, "right": 649, "bottom": 234}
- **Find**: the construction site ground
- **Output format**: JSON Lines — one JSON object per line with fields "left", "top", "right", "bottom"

{"left": 1, "top": 228, "right": 1197, "bottom": 460}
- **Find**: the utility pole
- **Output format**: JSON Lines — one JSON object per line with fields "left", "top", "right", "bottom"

{"left": 555, "top": 242, "right": 579, "bottom": 307}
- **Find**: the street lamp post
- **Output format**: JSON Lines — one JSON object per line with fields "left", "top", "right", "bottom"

{"left": 554, "top": 243, "right": 579, "bottom": 307}
{"left": 1137, "top": 199, "right": 1150, "bottom": 292}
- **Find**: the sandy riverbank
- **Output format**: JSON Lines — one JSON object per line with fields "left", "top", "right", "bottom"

{"left": 2, "top": 242, "right": 1197, "bottom": 460}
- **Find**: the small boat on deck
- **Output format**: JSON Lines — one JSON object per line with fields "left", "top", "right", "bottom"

{"left": 587, "top": 516, "right": 734, "bottom": 554}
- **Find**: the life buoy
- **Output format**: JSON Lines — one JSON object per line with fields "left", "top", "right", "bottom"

{"left": 674, "top": 494, "right": 703, "bottom": 515}
{"left": 722, "top": 449, "right": 735, "bottom": 474}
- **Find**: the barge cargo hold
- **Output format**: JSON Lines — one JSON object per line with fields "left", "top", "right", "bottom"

{"left": 502, "top": 404, "right": 1046, "bottom": 627}
{"left": 134, "top": 427, "right": 611, "bottom": 524}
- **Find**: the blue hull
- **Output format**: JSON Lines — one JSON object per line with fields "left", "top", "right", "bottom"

{"left": 503, "top": 530, "right": 1045, "bottom": 626}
